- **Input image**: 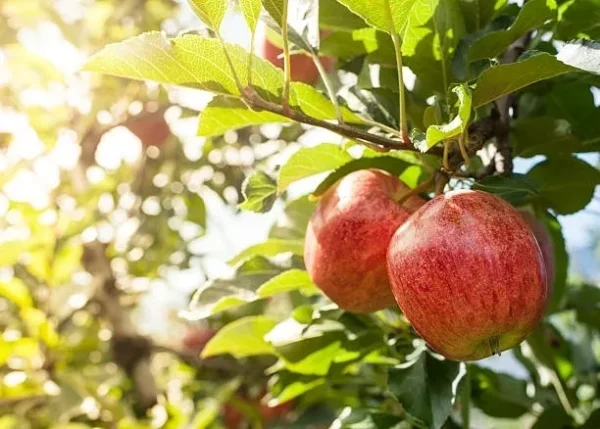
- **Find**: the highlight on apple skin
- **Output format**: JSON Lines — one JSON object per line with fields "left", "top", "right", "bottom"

{"left": 304, "top": 169, "right": 426, "bottom": 313}
{"left": 386, "top": 189, "right": 548, "bottom": 361}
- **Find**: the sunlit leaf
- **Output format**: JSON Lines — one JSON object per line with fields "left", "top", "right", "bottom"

{"left": 469, "top": 0, "right": 557, "bottom": 61}
{"left": 421, "top": 85, "right": 472, "bottom": 152}
{"left": 277, "top": 144, "right": 352, "bottom": 193}
{"left": 202, "top": 315, "right": 278, "bottom": 358}
{"left": 239, "top": 170, "right": 277, "bottom": 213}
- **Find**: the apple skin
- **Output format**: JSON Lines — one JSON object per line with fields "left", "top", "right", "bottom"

{"left": 127, "top": 113, "right": 171, "bottom": 147}
{"left": 259, "top": 36, "right": 333, "bottom": 85}
{"left": 304, "top": 169, "right": 426, "bottom": 313}
{"left": 386, "top": 190, "right": 548, "bottom": 361}
{"left": 181, "top": 327, "right": 215, "bottom": 355}
{"left": 519, "top": 210, "right": 555, "bottom": 294}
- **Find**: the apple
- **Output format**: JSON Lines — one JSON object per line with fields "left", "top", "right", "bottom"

{"left": 258, "top": 35, "right": 333, "bottom": 85}
{"left": 386, "top": 190, "right": 548, "bottom": 361}
{"left": 127, "top": 113, "right": 171, "bottom": 147}
{"left": 519, "top": 210, "right": 555, "bottom": 293}
{"left": 181, "top": 327, "right": 215, "bottom": 355}
{"left": 304, "top": 169, "right": 426, "bottom": 313}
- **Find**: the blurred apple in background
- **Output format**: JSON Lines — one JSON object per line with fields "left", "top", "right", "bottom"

{"left": 126, "top": 111, "right": 171, "bottom": 147}
{"left": 257, "top": 30, "right": 333, "bottom": 85}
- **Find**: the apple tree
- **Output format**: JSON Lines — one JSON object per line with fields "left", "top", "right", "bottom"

{"left": 1, "top": 0, "right": 599, "bottom": 428}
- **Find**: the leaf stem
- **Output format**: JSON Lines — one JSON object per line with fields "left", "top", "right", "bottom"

{"left": 281, "top": 0, "right": 291, "bottom": 113}
{"left": 461, "top": 363, "right": 472, "bottom": 429}
{"left": 247, "top": 29, "right": 256, "bottom": 87}
{"left": 311, "top": 51, "right": 343, "bottom": 124}
{"left": 442, "top": 141, "right": 450, "bottom": 171}
{"left": 215, "top": 32, "right": 244, "bottom": 93}
{"left": 458, "top": 132, "right": 471, "bottom": 166}
{"left": 390, "top": 32, "right": 409, "bottom": 142}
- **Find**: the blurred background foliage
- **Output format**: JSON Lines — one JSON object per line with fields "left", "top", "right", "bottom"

{"left": 0, "top": 0, "right": 599, "bottom": 429}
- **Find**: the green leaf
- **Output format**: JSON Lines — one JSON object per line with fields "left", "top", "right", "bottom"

{"left": 468, "top": 0, "right": 557, "bottom": 61}
{"left": 198, "top": 97, "right": 289, "bottom": 136}
{"left": 186, "top": 0, "right": 227, "bottom": 31}
{"left": 473, "top": 52, "right": 577, "bottom": 108}
{"left": 201, "top": 315, "right": 278, "bottom": 358}
{"left": 277, "top": 144, "right": 352, "bottom": 193}
{"left": 320, "top": 28, "right": 395, "bottom": 66}
{"left": 267, "top": 319, "right": 346, "bottom": 375}
{"left": 0, "top": 279, "right": 33, "bottom": 309}
{"left": 189, "top": 256, "right": 282, "bottom": 318}
{"left": 256, "top": 269, "right": 319, "bottom": 297}
{"left": 532, "top": 406, "right": 574, "bottom": 429}
{"left": 472, "top": 174, "right": 539, "bottom": 206}
{"left": 84, "top": 32, "right": 344, "bottom": 118}
{"left": 512, "top": 117, "right": 584, "bottom": 158}
{"left": 319, "top": 0, "right": 367, "bottom": 31}
{"left": 312, "top": 156, "right": 415, "bottom": 197}
{"left": 271, "top": 373, "right": 326, "bottom": 404}
{"left": 544, "top": 213, "right": 568, "bottom": 313}
{"left": 388, "top": 352, "right": 460, "bottom": 429}
{"left": 335, "top": 0, "right": 417, "bottom": 35}
{"left": 556, "top": 39, "right": 600, "bottom": 75}
{"left": 239, "top": 0, "right": 261, "bottom": 31}
{"left": 457, "top": 0, "right": 507, "bottom": 33}
{"left": 401, "top": 0, "right": 466, "bottom": 93}
{"left": 527, "top": 156, "right": 600, "bottom": 214}
{"left": 527, "top": 322, "right": 574, "bottom": 381}
{"left": 239, "top": 170, "right": 277, "bottom": 213}
{"left": 421, "top": 85, "right": 472, "bottom": 152}
{"left": 228, "top": 239, "right": 304, "bottom": 265}
{"left": 471, "top": 366, "right": 532, "bottom": 418}
{"left": 567, "top": 284, "right": 600, "bottom": 330}
{"left": 186, "top": 192, "right": 206, "bottom": 227}
{"left": 270, "top": 196, "right": 315, "bottom": 239}
{"left": 556, "top": 0, "right": 600, "bottom": 41}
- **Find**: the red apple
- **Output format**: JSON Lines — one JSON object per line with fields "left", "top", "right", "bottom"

{"left": 304, "top": 169, "right": 426, "bottom": 313}
{"left": 182, "top": 327, "right": 215, "bottom": 355}
{"left": 386, "top": 190, "right": 548, "bottom": 361}
{"left": 259, "top": 36, "right": 333, "bottom": 85}
{"left": 260, "top": 398, "right": 293, "bottom": 422}
{"left": 127, "top": 113, "right": 171, "bottom": 147}
{"left": 519, "top": 210, "right": 555, "bottom": 294}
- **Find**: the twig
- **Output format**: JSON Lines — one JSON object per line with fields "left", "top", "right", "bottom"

{"left": 396, "top": 176, "right": 435, "bottom": 204}
{"left": 493, "top": 33, "right": 531, "bottom": 175}
{"left": 241, "top": 87, "right": 424, "bottom": 152}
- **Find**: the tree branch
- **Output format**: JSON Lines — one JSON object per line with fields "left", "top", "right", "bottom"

{"left": 493, "top": 33, "right": 531, "bottom": 175}
{"left": 241, "top": 87, "right": 432, "bottom": 154}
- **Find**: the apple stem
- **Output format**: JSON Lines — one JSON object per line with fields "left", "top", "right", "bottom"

{"left": 280, "top": 0, "right": 291, "bottom": 114}
{"left": 488, "top": 336, "right": 501, "bottom": 356}
{"left": 395, "top": 176, "right": 434, "bottom": 205}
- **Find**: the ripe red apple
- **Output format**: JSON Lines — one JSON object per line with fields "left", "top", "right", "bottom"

{"left": 259, "top": 35, "right": 333, "bottom": 85}
{"left": 182, "top": 327, "right": 215, "bottom": 355}
{"left": 127, "top": 113, "right": 171, "bottom": 147}
{"left": 387, "top": 190, "right": 548, "bottom": 361}
{"left": 519, "top": 210, "right": 555, "bottom": 293}
{"left": 304, "top": 169, "right": 426, "bottom": 313}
